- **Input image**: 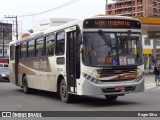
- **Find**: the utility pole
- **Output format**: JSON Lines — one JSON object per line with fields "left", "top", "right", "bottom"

{"left": 146, "top": 0, "right": 148, "bottom": 17}
{"left": 131, "top": 0, "right": 133, "bottom": 16}
{"left": 1, "top": 28, "right": 4, "bottom": 57}
{"left": 4, "top": 15, "right": 18, "bottom": 40}
{"left": 2, "top": 28, "right": 4, "bottom": 57}
{"left": 0, "top": 26, "right": 9, "bottom": 57}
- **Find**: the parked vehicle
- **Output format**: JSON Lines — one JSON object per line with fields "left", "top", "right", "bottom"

{"left": 0, "top": 58, "right": 9, "bottom": 82}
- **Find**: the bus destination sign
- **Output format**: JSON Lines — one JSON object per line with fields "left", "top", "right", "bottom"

{"left": 83, "top": 19, "right": 141, "bottom": 29}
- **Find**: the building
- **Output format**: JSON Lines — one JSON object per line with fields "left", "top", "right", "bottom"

{"left": 32, "top": 18, "right": 76, "bottom": 32}
{"left": 0, "top": 23, "right": 12, "bottom": 58}
{"left": 0, "top": 44, "right": 9, "bottom": 58}
{"left": 106, "top": 0, "right": 160, "bottom": 17}
{"left": 105, "top": 0, "right": 160, "bottom": 69}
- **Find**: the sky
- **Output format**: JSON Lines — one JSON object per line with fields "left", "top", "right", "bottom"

{"left": 0, "top": 0, "right": 110, "bottom": 34}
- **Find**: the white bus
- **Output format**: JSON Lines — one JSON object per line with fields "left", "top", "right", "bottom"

{"left": 9, "top": 16, "right": 144, "bottom": 102}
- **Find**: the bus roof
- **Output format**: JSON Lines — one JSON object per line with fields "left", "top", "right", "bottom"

{"left": 10, "top": 16, "right": 140, "bottom": 45}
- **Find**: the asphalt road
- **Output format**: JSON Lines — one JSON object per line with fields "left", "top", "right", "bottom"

{"left": 0, "top": 74, "right": 160, "bottom": 119}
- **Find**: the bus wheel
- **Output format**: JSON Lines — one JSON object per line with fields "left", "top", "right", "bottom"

{"left": 22, "top": 76, "right": 30, "bottom": 94}
{"left": 105, "top": 95, "right": 118, "bottom": 101}
{"left": 60, "top": 79, "right": 71, "bottom": 103}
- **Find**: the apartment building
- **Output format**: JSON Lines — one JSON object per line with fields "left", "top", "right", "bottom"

{"left": 106, "top": 0, "right": 160, "bottom": 68}
{"left": 106, "top": 0, "right": 160, "bottom": 17}
{"left": 0, "top": 23, "right": 12, "bottom": 57}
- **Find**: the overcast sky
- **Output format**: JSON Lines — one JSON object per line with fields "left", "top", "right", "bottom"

{"left": 0, "top": 0, "right": 111, "bottom": 33}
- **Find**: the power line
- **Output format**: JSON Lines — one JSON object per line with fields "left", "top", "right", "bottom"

{"left": 18, "top": 0, "right": 80, "bottom": 17}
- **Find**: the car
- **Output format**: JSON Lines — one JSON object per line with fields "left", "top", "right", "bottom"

{"left": 0, "top": 63, "right": 9, "bottom": 82}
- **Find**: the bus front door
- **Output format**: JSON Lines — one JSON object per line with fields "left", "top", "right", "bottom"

{"left": 66, "top": 27, "right": 80, "bottom": 93}
{"left": 15, "top": 45, "right": 19, "bottom": 85}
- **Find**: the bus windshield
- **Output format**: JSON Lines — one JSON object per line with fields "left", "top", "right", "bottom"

{"left": 82, "top": 32, "right": 143, "bottom": 67}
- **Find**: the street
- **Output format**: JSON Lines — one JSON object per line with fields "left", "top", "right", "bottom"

{"left": 1, "top": 77, "right": 160, "bottom": 111}
{"left": 0, "top": 74, "right": 160, "bottom": 119}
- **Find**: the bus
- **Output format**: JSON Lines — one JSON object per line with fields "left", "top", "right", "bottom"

{"left": 9, "top": 16, "right": 144, "bottom": 103}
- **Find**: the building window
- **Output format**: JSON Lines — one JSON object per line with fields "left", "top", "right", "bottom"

{"left": 144, "top": 37, "right": 150, "bottom": 45}
{"left": 4, "top": 49, "right": 7, "bottom": 54}
{"left": 157, "top": 40, "right": 160, "bottom": 46}
{"left": 0, "top": 49, "right": 2, "bottom": 54}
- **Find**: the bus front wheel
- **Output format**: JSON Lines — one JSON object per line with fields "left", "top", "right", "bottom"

{"left": 105, "top": 95, "right": 118, "bottom": 101}
{"left": 59, "top": 79, "right": 71, "bottom": 103}
{"left": 22, "top": 76, "right": 30, "bottom": 94}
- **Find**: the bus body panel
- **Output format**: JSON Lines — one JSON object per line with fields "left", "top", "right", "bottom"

{"left": 76, "top": 63, "right": 144, "bottom": 95}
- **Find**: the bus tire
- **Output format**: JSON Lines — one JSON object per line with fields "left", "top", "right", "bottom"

{"left": 105, "top": 95, "right": 118, "bottom": 101}
{"left": 22, "top": 76, "right": 30, "bottom": 94}
{"left": 59, "top": 79, "right": 71, "bottom": 103}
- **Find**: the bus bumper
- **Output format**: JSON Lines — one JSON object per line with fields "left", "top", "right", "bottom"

{"left": 81, "top": 77, "right": 144, "bottom": 96}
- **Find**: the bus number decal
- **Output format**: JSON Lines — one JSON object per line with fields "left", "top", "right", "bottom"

{"left": 33, "top": 60, "right": 47, "bottom": 69}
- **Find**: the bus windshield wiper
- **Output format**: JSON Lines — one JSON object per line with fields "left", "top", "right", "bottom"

{"left": 91, "top": 43, "right": 108, "bottom": 50}
{"left": 98, "top": 30, "right": 111, "bottom": 47}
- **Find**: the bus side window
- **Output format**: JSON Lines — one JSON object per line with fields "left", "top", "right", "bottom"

{"left": 36, "top": 37, "right": 44, "bottom": 57}
{"left": 10, "top": 45, "right": 15, "bottom": 60}
{"left": 28, "top": 40, "right": 35, "bottom": 58}
{"left": 56, "top": 31, "right": 65, "bottom": 56}
{"left": 45, "top": 34, "right": 55, "bottom": 56}
{"left": 20, "top": 42, "right": 27, "bottom": 58}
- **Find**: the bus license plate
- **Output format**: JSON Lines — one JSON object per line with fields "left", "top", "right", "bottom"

{"left": 115, "top": 86, "right": 125, "bottom": 91}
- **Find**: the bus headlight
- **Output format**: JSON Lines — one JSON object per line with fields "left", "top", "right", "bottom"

{"left": 134, "top": 75, "right": 143, "bottom": 82}
{"left": 82, "top": 73, "right": 102, "bottom": 84}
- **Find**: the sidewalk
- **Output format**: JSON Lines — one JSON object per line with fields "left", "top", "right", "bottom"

{"left": 144, "top": 74, "right": 154, "bottom": 82}
{"left": 144, "top": 69, "right": 154, "bottom": 75}
{"left": 144, "top": 69, "right": 155, "bottom": 83}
